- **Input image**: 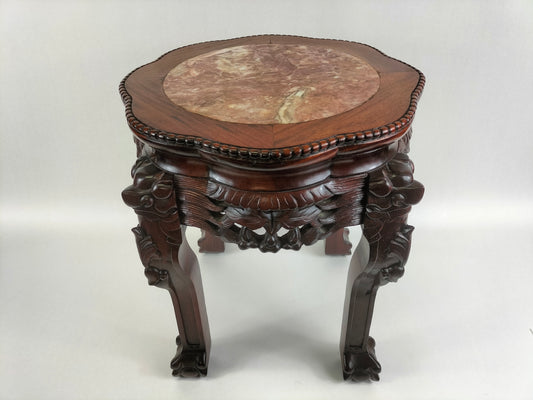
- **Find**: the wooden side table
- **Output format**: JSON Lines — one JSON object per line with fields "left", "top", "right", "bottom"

{"left": 120, "top": 35, "right": 425, "bottom": 381}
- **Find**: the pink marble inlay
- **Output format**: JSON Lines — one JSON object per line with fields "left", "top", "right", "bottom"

{"left": 163, "top": 44, "right": 380, "bottom": 124}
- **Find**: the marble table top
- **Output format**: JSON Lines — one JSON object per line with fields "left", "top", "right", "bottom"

{"left": 163, "top": 44, "right": 380, "bottom": 125}
{"left": 122, "top": 35, "right": 424, "bottom": 159}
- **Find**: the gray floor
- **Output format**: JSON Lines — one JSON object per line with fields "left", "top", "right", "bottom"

{"left": 1, "top": 222, "right": 532, "bottom": 399}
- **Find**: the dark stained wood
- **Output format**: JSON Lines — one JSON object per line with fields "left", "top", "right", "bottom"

{"left": 121, "top": 35, "right": 425, "bottom": 381}
{"left": 122, "top": 157, "right": 210, "bottom": 377}
{"left": 200, "top": 228, "right": 353, "bottom": 255}
{"left": 340, "top": 134, "right": 424, "bottom": 381}
{"left": 325, "top": 228, "right": 352, "bottom": 255}
{"left": 198, "top": 230, "right": 225, "bottom": 253}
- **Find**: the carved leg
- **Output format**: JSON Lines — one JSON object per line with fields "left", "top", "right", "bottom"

{"left": 325, "top": 228, "right": 352, "bottom": 255}
{"left": 123, "top": 157, "right": 211, "bottom": 377}
{"left": 198, "top": 230, "right": 225, "bottom": 253}
{"left": 340, "top": 151, "right": 424, "bottom": 381}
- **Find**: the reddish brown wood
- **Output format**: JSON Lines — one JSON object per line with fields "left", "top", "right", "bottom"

{"left": 340, "top": 134, "right": 424, "bottom": 381}
{"left": 201, "top": 228, "right": 352, "bottom": 255}
{"left": 122, "top": 157, "right": 210, "bottom": 376}
{"left": 120, "top": 35, "right": 425, "bottom": 381}
{"left": 198, "top": 230, "right": 225, "bottom": 253}
{"left": 325, "top": 228, "right": 352, "bottom": 255}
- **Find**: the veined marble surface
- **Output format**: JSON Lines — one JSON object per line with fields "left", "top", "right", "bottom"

{"left": 163, "top": 44, "right": 380, "bottom": 124}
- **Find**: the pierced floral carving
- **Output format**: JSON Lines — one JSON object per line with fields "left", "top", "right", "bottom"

{"left": 171, "top": 336, "right": 208, "bottom": 377}
{"left": 177, "top": 175, "right": 366, "bottom": 253}
{"left": 220, "top": 205, "right": 333, "bottom": 252}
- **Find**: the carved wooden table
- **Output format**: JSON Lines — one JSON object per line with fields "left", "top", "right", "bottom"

{"left": 120, "top": 35, "right": 425, "bottom": 381}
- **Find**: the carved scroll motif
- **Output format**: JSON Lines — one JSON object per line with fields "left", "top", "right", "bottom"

{"left": 122, "top": 155, "right": 210, "bottom": 378}
{"left": 362, "top": 138, "right": 424, "bottom": 285}
{"left": 341, "top": 133, "right": 425, "bottom": 382}
{"left": 176, "top": 175, "right": 366, "bottom": 253}
{"left": 122, "top": 156, "right": 182, "bottom": 286}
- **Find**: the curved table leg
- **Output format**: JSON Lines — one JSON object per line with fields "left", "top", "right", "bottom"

{"left": 340, "top": 152, "right": 424, "bottom": 381}
{"left": 123, "top": 157, "right": 211, "bottom": 377}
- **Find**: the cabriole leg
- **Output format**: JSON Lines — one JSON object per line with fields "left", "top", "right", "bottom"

{"left": 122, "top": 156, "right": 211, "bottom": 377}
{"left": 340, "top": 149, "right": 424, "bottom": 381}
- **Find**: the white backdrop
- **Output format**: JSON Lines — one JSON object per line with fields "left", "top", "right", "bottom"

{"left": 1, "top": 1, "right": 532, "bottom": 399}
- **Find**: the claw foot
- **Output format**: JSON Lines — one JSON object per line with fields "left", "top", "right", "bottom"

{"left": 170, "top": 336, "right": 208, "bottom": 377}
{"left": 342, "top": 337, "right": 382, "bottom": 382}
